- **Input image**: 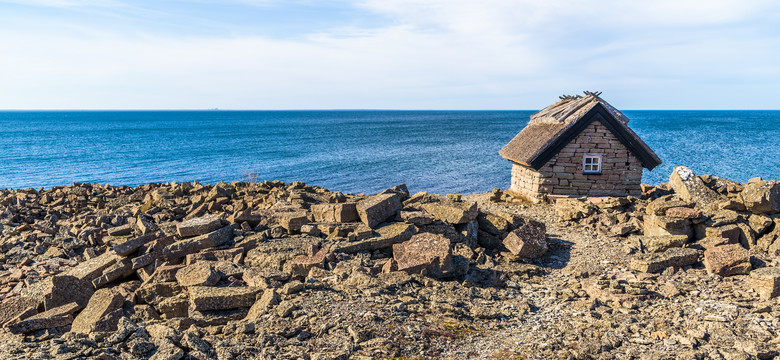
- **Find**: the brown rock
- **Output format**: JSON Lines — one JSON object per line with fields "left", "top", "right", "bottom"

{"left": 163, "top": 225, "right": 234, "bottom": 260}
{"left": 503, "top": 221, "right": 547, "bottom": 259}
{"left": 421, "top": 201, "right": 478, "bottom": 225}
{"left": 107, "top": 223, "right": 134, "bottom": 237}
{"left": 740, "top": 180, "right": 780, "bottom": 214}
{"left": 477, "top": 211, "right": 510, "bottom": 236}
{"left": 150, "top": 265, "right": 184, "bottom": 283}
{"left": 392, "top": 232, "right": 453, "bottom": 278}
{"left": 311, "top": 203, "right": 359, "bottom": 223}
{"left": 71, "top": 288, "right": 125, "bottom": 334}
{"left": 400, "top": 211, "right": 435, "bottom": 226}
{"left": 245, "top": 289, "right": 280, "bottom": 320}
{"left": 643, "top": 214, "right": 693, "bottom": 239}
{"left": 21, "top": 274, "right": 94, "bottom": 311}
{"left": 630, "top": 247, "right": 702, "bottom": 273}
{"left": 135, "top": 282, "right": 184, "bottom": 307}
{"left": 645, "top": 196, "right": 695, "bottom": 216}
{"left": 112, "top": 234, "right": 157, "bottom": 256}
{"left": 186, "top": 248, "right": 244, "bottom": 265}
{"left": 705, "top": 224, "right": 741, "bottom": 244}
{"left": 177, "top": 215, "right": 222, "bottom": 238}
{"left": 0, "top": 296, "right": 38, "bottom": 327}
{"left": 289, "top": 248, "right": 332, "bottom": 277}
{"left": 275, "top": 211, "right": 309, "bottom": 233}
{"left": 703, "top": 244, "right": 751, "bottom": 277}
{"left": 337, "top": 222, "right": 416, "bottom": 253}
{"left": 665, "top": 207, "right": 703, "bottom": 219}
{"left": 155, "top": 295, "right": 189, "bottom": 319}
{"left": 7, "top": 302, "right": 79, "bottom": 334}
{"left": 64, "top": 251, "right": 122, "bottom": 283}
{"left": 643, "top": 235, "right": 688, "bottom": 253}
{"left": 749, "top": 267, "right": 780, "bottom": 299}
{"left": 188, "top": 286, "right": 260, "bottom": 311}
{"left": 357, "top": 193, "right": 402, "bottom": 228}
{"left": 696, "top": 236, "right": 731, "bottom": 250}
{"left": 175, "top": 262, "right": 220, "bottom": 287}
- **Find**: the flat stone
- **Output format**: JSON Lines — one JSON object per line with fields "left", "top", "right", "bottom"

{"left": 289, "top": 248, "right": 332, "bottom": 277}
{"left": 696, "top": 236, "right": 731, "bottom": 250}
{"left": 92, "top": 258, "right": 135, "bottom": 288}
{"left": 155, "top": 295, "right": 189, "bottom": 319}
{"left": 705, "top": 225, "right": 741, "bottom": 244}
{"left": 245, "top": 289, "right": 280, "bottom": 320}
{"left": 107, "top": 223, "right": 134, "bottom": 237}
{"left": 112, "top": 234, "right": 156, "bottom": 256}
{"left": 337, "top": 222, "right": 416, "bottom": 253}
{"left": 275, "top": 211, "right": 309, "bottom": 233}
{"left": 665, "top": 207, "right": 703, "bottom": 219}
{"left": 503, "top": 221, "right": 547, "bottom": 258}
{"left": 749, "top": 267, "right": 780, "bottom": 299}
{"left": 400, "top": 211, "right": 435, "bottom": 226}
{"left": 71, "top": 288, "right": 125, "bottom": 334}
{"left": 135, "top": 282, "right": 184, "bottom": 307}
{"left": 477, "top": 211, "right": 510, "bottom": 236}
{"left": 185, "top": 248, "right": 243, "bottom": 265}
{"left": 21, "top": 274, "right": 94, "bottom": 311}
{"left": 64, "top": 251, "right": 122, "bottom": 283}
{"left": 0, "top": 296, "right": 39, "bottom": 327}
{"left": 177, "top": 215, "right": 223, "bottom": 238}
{"left": 643, "top": 235, "right": 688, "bottom": 253}
{"left": 645, "top": 196, "right": 695, "bottom": 216}
{"left": 704, "top": 244, "right": 751, "bottom": 277}
{"left": 188, "top": 286, "right": 260, "bottom": 311}
{"left": 150, "top": 265, "right": 184, "bottom": 282}
{"left": 7, "top": 302, "right": 79, "bottom": 334}
{"left": 643, "top": 214, "right": 693, "bottom": 238}
{"left": 392, "top": 232, "right": 453, "bottom": 278}
{"left": 421, "top": 201, "right": 478, "bottom": 224}
{"left": 311, "top": 203, "right": 359, "bottom": 223}
{"left": 163, "top": 225, "right": 234, "bottom": 260}
{"left": 630, "top": 247, "right": 702, "bottom": 273}
{"left": 175, "top": 262, "right": 220, "bottom": 287}
{"left": 190, "top": 308, "right": 249, "bottom": 327}
{"left": 740, "top": 180, "right": 780, "bottom": 214}
{"left": 357, "top": 193, "right": 402, "bottom": 228}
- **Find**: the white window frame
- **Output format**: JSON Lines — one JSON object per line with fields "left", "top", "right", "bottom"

{"left": 583, "top": 154, "right": 602, "bottom": 174}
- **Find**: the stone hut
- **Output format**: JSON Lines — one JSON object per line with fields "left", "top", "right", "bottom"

{"left": 499, "top": 91, "right": 662, "bottom": 202}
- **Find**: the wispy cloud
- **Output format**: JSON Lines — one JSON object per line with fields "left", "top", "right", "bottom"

{"left": 1, "top": 0, "right": 779, "bottom": 109}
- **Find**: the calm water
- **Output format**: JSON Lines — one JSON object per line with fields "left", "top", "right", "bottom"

{"left": 0, "top": 110, "right": 778, "bottom": 194}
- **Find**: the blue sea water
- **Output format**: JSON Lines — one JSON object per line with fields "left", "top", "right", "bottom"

{"left": 0, "top": 110, "right": 778, "bottom": 195}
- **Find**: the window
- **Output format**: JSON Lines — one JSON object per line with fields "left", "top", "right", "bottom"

{"left": 583, "top": 154, "right": 602, "bottom": 174}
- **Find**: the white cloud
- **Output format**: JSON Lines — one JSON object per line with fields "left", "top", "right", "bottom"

{"left": 0, "top": 0, "right": 779, "bottom": 109}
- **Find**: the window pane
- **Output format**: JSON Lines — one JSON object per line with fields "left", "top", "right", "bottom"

{"left": 592, "top": 158, "right": 599, "bottom": 164}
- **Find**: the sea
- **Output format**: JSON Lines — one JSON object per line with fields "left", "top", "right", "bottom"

{"left": 0, "top": 110, "right": 778, "bottom": 195}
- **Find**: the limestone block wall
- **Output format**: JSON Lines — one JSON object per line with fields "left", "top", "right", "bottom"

{"left": 510, "top": 120, "right": 644, "bottom": 199}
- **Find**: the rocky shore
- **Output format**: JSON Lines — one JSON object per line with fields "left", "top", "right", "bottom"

{"left": 0, "top": 166, "right": 779, "bottom": 359}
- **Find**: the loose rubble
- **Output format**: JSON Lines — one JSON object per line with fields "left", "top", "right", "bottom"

{"left": 0, "top": 170, "right": 779, "bottom": 359}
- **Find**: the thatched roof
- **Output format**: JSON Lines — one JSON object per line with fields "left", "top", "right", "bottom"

{"left": 499, "top": 92, "right": 662, "bottom": 170}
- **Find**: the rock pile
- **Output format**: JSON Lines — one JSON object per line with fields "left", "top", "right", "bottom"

{"left": 0, "top": 180, "right": 548, "bottom": 359}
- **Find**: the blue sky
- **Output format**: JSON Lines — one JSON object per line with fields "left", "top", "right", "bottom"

{"left": 1, "top": 0, "right": 779, "bottom": 109}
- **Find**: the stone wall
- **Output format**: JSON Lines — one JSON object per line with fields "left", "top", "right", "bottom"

{"left": 509, "top": 120, "right": 644, "bottom": 200}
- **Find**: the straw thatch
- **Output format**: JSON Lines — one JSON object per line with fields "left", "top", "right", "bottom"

{"left": 499, "top": 92, "right": 662, "bottom": 170}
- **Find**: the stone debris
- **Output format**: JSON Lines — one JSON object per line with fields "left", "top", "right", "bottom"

{"left": 1, "top": 173, "right": 780, "bottom": 359}
{"left": 740, "top": 180, "right": 780, "bottom": 214}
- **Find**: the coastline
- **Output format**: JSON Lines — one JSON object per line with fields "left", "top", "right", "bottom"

{"left": 0, "top": 167, "right": 778, "bottom": 359}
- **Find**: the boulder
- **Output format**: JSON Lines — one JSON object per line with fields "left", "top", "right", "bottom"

{"left": 643, "top": 235, "right": 688, "bottom": 253}
{"left": 645, "top": 195, "right": 695, "bottom": 216}
{"left": 288, "top": 248, "right": 332, "bottom": 277}
{"left": 748, "top": 214, "right": 774, "bottom": 235}
{"left": 392, "top": 233, "right": 453, "bottom": 278}
{"left": 188, "top": 286, "right": 260, "bottom": 311}
{"left": 112, "top": 234, "right": 157, "bottom": 256}
{"left": 703, "top": 244, "right": 751, "bottom": 277}
{"left": 175, "top": 262, "right": 220, "bottom": 287}
{"left": 275, "top": 211, "right": 309, "bottom": 233}
{"left": 704, "top": 225, "right": 741, "bottom": 244}
{"left": 310, "top": 203, "right": 359, "bottom": 223}
{"left": 629, "top": 247, "right": 702, "bottom": 273}
{"left": 357, "top": 193, "right": 402, "bottom": 228}
{"left": 555, "top": 198, "right": 597, "bottom": 221}
{"left": 749, "top": 267, "right": 780, "bottom": 299}
{"left": 71, "top": 288, "right": 125, "bottom": 334}
{"left": 477, "top": 211, "right": 510, "bottom": 236}
{"left": 420, "top": 201, "right": 478, "bottom": 224}
{"left": 135, "top": 282, "right": 184, "bottom": 307}
{"left": 245, "top": 289, "right": 280, "bottom": 320}
{"left": 177, "top": 215, "right": 223, "bottom": 238}
{"left": 64, "top": 251, "right": 122, "bottom": 283}
{"left": 668, "top": 166, "right": 725, "bottom": 211}
{"left": 107, "top": 223, "right": 134, "bottom": 237}
{"left": 740, "top": 180, "right": 780, "bottom": 214}
{"left": 503, "top": 221, "right": 547, "bottom": 259}
{"left": 696, "top": 237, "right": 731, "bottom": 250}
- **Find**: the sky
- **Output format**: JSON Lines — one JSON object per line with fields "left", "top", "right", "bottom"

{"left": 1, "top": 0, "right": 779, "bottom": 110}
